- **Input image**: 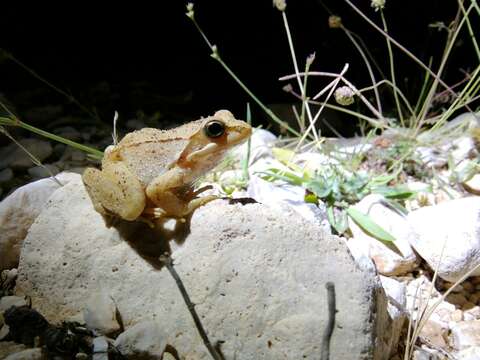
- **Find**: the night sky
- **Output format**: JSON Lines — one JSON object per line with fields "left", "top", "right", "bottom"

{"left": 1, "top": 1, "right": 475, "bottom": 133}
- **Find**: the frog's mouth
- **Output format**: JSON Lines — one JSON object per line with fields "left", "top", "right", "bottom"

{"left": 185, "top": 129, "right": 250, "bottom": 163}
{"left": 186, "top": 143, "right": 219, "bottom": 162}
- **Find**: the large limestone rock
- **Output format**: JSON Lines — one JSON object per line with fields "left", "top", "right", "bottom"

{"left": 15, "top": 175, "right": 390, "bottom": 359}
{"left": 0, "top": 172, "right": 78, "bottom": 270}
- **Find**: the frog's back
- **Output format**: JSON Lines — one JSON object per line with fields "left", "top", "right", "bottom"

{"left": 118, "top": 128, "right": 191, "bottom": 187}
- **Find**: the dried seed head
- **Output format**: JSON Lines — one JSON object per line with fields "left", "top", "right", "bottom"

{"left": 328, "top": 15, "right": 342, "bottom": 29}
{"left": 273, "top": 0, "right": 286, "bottom": 12}
{"left": 282, "top": 84, "right": 293, "bottom": 93}
{"left": 186, "top": 3, "right": 195, "bottom": 19}
{"left": 306, "top": 53, "right": 316, "bottom": 67}
{"left": 371, "top": 0, "right": 386, "bottom": 11}
{"left": 334, "top": 86, "right": 355, "bottom": 106}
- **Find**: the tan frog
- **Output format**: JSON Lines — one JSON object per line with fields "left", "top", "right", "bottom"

{"left": 82, "top": 110, "right": 251, "bottom": 223}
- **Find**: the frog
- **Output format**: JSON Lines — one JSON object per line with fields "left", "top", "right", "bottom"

{"left": 82, "top": 110, "right": 252, "bottom": 224}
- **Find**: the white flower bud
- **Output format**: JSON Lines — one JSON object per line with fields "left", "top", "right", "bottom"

{"left": 334, "top": 86, "right": 355, "bottom": 106}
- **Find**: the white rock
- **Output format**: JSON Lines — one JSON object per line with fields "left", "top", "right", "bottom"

{"left": 407, "top": 197, "right": 480, "bottom": 282}
{"left": 84, "top": 288, "right": 120, "bottom": 336}
{"left": 455, "top": 346, "right": 480, "bottom": 360}
{"left": 0, "top": 172, "right": 78, "bottom": 270}
{"left": 232, "top": 128, "right": 277, "bottom": 163}
{"left": 247, "top": 174, "right": 330, "bottom": 231}
{"left": 412, "top": 345, "right": 443, "bottom": 360}
{"left": 463, "top": 173, "right": 480, "bottom": 195}
{"left": 450, "top": 320, "right": 480, "bottom": 350}
{"left": 0, "top": 296, "right": 27, "bottom": 313}
{"left": 114, "top": 321, "right": 167, "bottom": 359}
{"left": 0, "top": 324, "right": 10, "bottom": 340}
{"left": 0, "top": 342, "right": 26, "bottom": 360}
{"left": 4, "top": 348, "right": 43, "bottom": 360}
{"left": 92, "top": 336, "right": 109, "bottom": 360}
{"left": 0, "top": 139, "right": 52, "bottom": 169}
{"left": 348, "top": 194, "right": 418, "bottom": 275}
{"left": 15, "top": 175, "right": 391, "bottom": 360}
{"left": 379, "top": 276, "right": 406, "bottom": 356}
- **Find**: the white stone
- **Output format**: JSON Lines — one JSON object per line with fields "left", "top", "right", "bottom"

{"left": 0, "top": 172, "right": 78, "bottom": 270}
{"left": 450, "top": 320, "right": 480, "bottom": 350}
{"left": 0, "top": 296, "right": 27, "bottom": 313}
{"left": 247, "top": 174, "right": 330, "bottom": 231}
{"left": 412, "top": 345, "right": 443, "bottom": 360}
{"left": 455, "top": 346, "right": 480, "bottom": 360}
{"left": 0, "top": 139, "right": 52, "bottom": 169}
{"left": 232, "top": 128, "right": 277, "bottom": 163}
{"left": 348, "top": 194, "right": 418, "bottom": 275}
{"left": 15, "top": 175, "right": 391, "bottom": 360}
{"left": 4, "top": 348, "right": 43, "bottom": 360}
{"left": 114, "top": 321, "right": 167, "bottom": 359}
{"left": 84, "top": 288, "right": 120, "bottom": 336}
{"left": 407, "top": 197, "right": 480, "bottom": 282}
{"left": 0, "top": 342, "right": 26, "bottom": 360}
{"left": 92, "top": 336, "right": 109, "bottom": 360}
{"left": 379, "top": 276, "right": 406, "bottom": 356}
{"left": 464, "top": 173, "right": 480, "bottom": 195}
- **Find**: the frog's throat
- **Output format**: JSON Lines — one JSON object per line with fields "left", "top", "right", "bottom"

{"left": 186, "top": 143, "right": 219, "bottom": 162}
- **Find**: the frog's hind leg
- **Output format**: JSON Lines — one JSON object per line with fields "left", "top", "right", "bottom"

{"left": 83, "top": 162, "right": 146, "bottom": 221}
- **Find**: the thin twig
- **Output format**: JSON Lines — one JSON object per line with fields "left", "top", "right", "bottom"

{"left": 321, "top": 282, "right": 336, "bottom": 360}
{"left": 159, "top": 254, "right": 224, "bottom": 360}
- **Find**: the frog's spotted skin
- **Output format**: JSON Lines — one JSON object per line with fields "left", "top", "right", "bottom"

{"left": 82, "top": 110, "right": 252, "bottom": 223}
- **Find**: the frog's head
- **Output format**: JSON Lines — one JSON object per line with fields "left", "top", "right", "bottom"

{"left": 180, "top": 110, "right": 252, "bottom": 168}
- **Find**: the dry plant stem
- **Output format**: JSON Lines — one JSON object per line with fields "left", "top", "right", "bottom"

{"left": 321, "top": 282, "right": 336, "bottom": 360}
{"left": 416, "top": 3, "right": 475, "bottom": 132}
{"left": 280, "top": 72, "right": 385, "bottom": 128}
{"left": 160, "top": 255, "right": 224, "bottom": 360}
{"left": 187, "top": 15, "right": 301, "bottom": 137}
{"left": 1, "top": 49, "right": 100, "bottom": 122}
{"left": 358, "top": 79, "right": 415, "bottom": 118}
{"left": 380, "top": 10, "right": 404, "bottom": 126}
{"left": 458, "top": 0, "right": 480, "bottom": 61}
{"left": 295, "top": 64, "right": 349, "bottom": 152}
{"left": 281, "top": 11, "right": 318, "bottom": 141}
{"left": 0, "top": 116, "right": 104, "bottom": 159}
{"left": 341, "top": 26, "right": 382, "bottom": 116}
{"left": 343, "top": 0, "right": 469, "bottom": 111}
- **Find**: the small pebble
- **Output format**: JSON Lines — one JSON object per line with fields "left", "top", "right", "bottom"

{"left": 451, "top": 309, "right": 463, "bottom": 322}
{"left": 471, "top": 277, "right": 480, "bottom": 285}
{"left": 468, "top": 292, "right": 480, "bottom": 305}
{"left": 27, "top": 164, "right": 59, "bottom": 179}
{"left": 462, "top": 281, "right": 474, "bottom": 293}
{"left": 462, "top": 302, "right": 476, "bottom": 311}
{"left": 76, "top": 353, "right": 89, "bottom": 360}
{"left": 446, "top": 293, "right": 468, "bottom": 307}
{"left": 0, "top": 168, "right": 13, "bottom": 183}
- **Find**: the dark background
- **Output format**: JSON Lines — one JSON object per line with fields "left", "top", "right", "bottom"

{"left": 0, "top": 0, "right": 475, "bottom": 135}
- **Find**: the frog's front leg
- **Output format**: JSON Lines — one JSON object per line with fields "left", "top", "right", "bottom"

{"left": 145, "top": 168, "right": 217, "bottom": 219}
{"left": 83, "top": 162, "right": 146, "bottom": 221}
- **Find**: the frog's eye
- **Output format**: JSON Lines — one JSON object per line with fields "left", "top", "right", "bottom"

{"left": 204, "top": 120, "right": 225, "bottom": 138}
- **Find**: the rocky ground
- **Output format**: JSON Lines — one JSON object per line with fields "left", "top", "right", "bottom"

{"left": 1, "top": 111, "right": 480, "bottom": 359}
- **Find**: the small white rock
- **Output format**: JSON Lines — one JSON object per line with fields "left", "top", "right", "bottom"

{"left": 450, "top": 320, "right": 480, "bottom": 350}
{"left": 114, "top": 321, "right": 167, "bottom": 359}
{"left": 0, "top": 296, "right": 27, "bottom": 313}
{"left": 463, "top": 173, "right": 480, "bottom": 195}
{"left": 4, "top": 348, "right": 44, "bottom": 360}
{"left": 349, "top": 194, "right": 418, "bottom": 275}
{"left": 92, "top": 336, "right": 109, "bottom": 360}
{"left": 83, "top": 289, "right": 120, "bottom": 336}
{"left": 407, "top": 197, "right": 480, "bottom": 282}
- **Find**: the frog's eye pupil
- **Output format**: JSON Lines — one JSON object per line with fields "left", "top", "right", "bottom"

{"left": 205, "top": 120, "right": 225, "bottom": 138}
